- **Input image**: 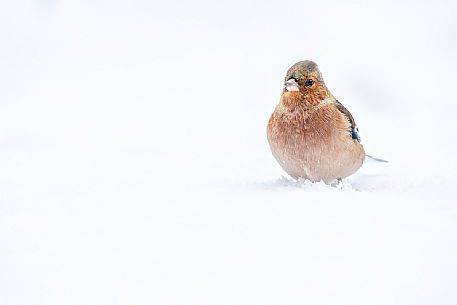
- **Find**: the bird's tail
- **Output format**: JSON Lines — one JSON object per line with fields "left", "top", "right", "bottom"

{"left": 365, "top": 154, "right": 389, "bottom": 163}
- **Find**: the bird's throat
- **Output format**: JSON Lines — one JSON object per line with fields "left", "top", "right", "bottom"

{"left": 281, "top": 92, "right": 323, "bottom": 110}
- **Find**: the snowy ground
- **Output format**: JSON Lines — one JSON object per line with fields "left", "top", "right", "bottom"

{"left": 2, "top": 1, "right": 457, "bottom": 304}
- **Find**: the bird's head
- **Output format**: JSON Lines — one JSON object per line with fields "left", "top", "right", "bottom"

{"left": 283, "top": 61, "right": 330, "bottom": 103}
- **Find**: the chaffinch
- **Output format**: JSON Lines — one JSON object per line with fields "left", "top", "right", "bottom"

{"left": 267, "top": 60, "right": 365, "bottom": 183}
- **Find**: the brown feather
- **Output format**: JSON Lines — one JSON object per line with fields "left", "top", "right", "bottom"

{"left": 267, "top": 61, "right": 365, "bottom": 183}
{"left": 335, "top": 100, "right": 357, "bottom": 131}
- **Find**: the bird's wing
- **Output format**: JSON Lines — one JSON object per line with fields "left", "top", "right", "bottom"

{"left": 335, "top": 100, "right": 361, "bottom": 142}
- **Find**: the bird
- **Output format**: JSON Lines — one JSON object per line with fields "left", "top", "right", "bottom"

{"left": 267, "top": 60, "right": 365, "bottom": 183}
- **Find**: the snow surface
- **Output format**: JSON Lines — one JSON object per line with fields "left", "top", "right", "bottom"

{"left": 1, "top": 0, "right": 457, "bottom": 304}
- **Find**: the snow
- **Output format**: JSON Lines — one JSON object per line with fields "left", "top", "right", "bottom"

{"left": 1, "top": 0, "right": 457, "bottom": 304}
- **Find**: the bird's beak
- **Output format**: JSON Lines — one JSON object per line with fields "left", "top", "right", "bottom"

{"left": 284, "top": 79, "right": 299, "bottom": 92}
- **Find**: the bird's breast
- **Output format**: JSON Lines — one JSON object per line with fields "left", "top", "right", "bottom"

{"left": 267, "top": 104, "right": 364, "bottom": 182}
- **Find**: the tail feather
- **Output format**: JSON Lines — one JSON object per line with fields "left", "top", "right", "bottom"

{"left": 365, "top": 154, "right": 389, "bottom": 163}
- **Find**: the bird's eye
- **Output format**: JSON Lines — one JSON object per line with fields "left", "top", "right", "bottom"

{"left": 304, "top": 79, "right": 315, "bottom": 87}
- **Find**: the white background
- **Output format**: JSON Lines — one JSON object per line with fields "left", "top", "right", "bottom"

{"left": 1, "top": 0, "right": 457, "bottom": 304}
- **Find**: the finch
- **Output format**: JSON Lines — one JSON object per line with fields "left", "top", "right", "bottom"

{"left": 267, "top": 60, "right": 365, "bottom": 183}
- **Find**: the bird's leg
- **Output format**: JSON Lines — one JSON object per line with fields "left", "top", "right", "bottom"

{"left": 329, "top": 178, "right": 343, "bottom": 187}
